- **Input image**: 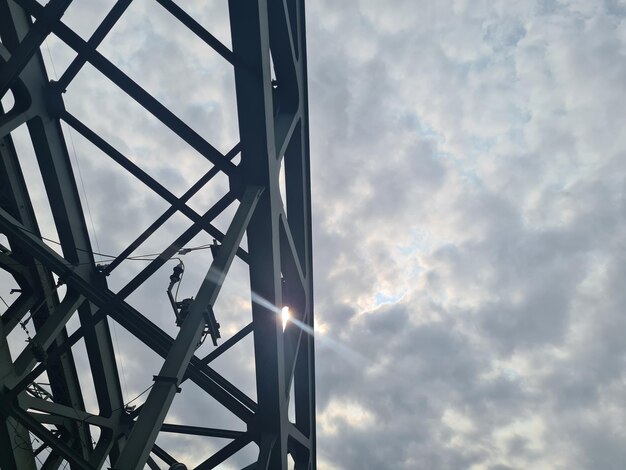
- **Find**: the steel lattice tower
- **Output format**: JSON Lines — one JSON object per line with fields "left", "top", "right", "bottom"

{"left": 0, "top": 0, "right": 315, "bottom": 468}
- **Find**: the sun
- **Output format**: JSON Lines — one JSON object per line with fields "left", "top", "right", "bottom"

{"left": 281, "top": 306, "right": 290, "bottom": 330}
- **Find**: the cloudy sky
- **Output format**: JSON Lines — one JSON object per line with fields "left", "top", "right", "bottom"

{"left": 3, "top": 0, "right": 626, "bottom": 468}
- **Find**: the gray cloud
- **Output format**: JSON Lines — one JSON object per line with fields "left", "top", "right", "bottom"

{"left": 3, "top": 0, "right": 626, "bottom": 469}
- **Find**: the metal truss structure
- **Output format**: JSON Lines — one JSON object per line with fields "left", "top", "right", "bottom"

{"left": 0, "top": 0, "right": 315, "bottom": 468}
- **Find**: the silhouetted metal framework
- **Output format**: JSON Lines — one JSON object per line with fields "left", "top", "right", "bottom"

{"left": 0, "top": 0, "right": 315, "bottom": 468}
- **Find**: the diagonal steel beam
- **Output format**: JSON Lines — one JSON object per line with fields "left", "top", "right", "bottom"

{"left": 113, "top": 185, "right": 263, "bottom": 469}
{"left": 11, "top": 292, "right": 84, "bottom": 378}
{"left": 114, "top": 191, "right": 236, "bottom": 299}
{"left": 61, "top": 110, "right": 250, "bottom": 263}
{"left": 100, "top": 143, "right": 241, "bottom": 275}
{"left": 0, "top": 206, "right": 257, "bottom": 422}
{"left": 200, "top": 322, "right": 254, "bottom": 365}
{"left": 56, "top": 0, "right": 133, "bottom": 91}
{"left": 194, "top": 434, "right": 252, "bottom": 470}
{"left": 154, "top": 0, "right": 240, "bottom": 68}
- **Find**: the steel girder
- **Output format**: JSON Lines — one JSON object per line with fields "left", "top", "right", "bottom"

{"left": 0, "top": 0, "right": 315, "bottom": 469}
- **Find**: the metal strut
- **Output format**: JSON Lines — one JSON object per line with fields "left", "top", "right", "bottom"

{"left": 0, "top": 0, "right": 315, "bottom": 468}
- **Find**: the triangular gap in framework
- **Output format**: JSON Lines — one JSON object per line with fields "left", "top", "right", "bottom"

{"left": 154, "top": 431, "right": 220, "bottom": 469}
{"left": 207, "top": 191, "right": 239, "bottom": 237}
{"left": 270, "top": 50, "right": 278, "bottom": 85}
{"left": 39, "top": 31, "right": 77, "bottom": 80}
{"left": 154, "top": 0, "right": 234, "bottom": 50}
{"left": 201, "top": 322, "right": 258, "bottom": 404}
{"left": 68, "top": 337, "right": 99, "bottom": 416}
{"left": 7, "top": 124, "right": 61, "bottom": 254}
{"left": 288, "top": 376, "right": 296, "bottom": 424}
{"left": 58, "top": 2, "right": 120, "bottom": 42}
{"left": 187, "top": 440, "right": 259, "bottom": 470}
{"left": 279, "top": 153, "right": 287, "bottom": 212}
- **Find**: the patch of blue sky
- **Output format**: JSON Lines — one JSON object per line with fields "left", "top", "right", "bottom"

{"left": 507, "top": 127, "right": 526, "bottom": 147}
{"left": 456, "top": 163, "right": 486, "bottom": 189}
{"left": 395, "top": 228, "right": 433, "bottom": 256}
{"left": 402, "top": 111, "right": 445, "bottom": 143}
{"left": 606, "top": 0, "right": 626, "bottom": 17}
{"left": 503, "top": 368, "right": 520, "bottom": 381}
{"left": 469, "top": 136, "right": 494, "bottom": 156}
{"left": 374, "top": 291, "right": 405, "bottom": 306}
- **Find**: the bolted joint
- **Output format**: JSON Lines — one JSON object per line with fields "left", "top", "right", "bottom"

{"left": 29, "top": 341, "right": 48, "bottom": 364}
{"left": 228, "top": 170, "right": 246, "bottom": 201}
{"left": 152, "top": 375, "right": 182, "bottom": 393}
{"left": 45, "top": 80, "right": 66, "bottom": 118}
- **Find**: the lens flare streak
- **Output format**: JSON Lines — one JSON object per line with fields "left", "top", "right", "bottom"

{"left": 250, "top": 291, "right": 368, "bottom": 366}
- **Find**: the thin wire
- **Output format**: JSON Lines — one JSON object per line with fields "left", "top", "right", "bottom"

{"left": 123, "top": 384, "right": 154, "bottom": 408}
{"left": 79, "top": 384, "right": 154, "bottom": 426}
{"left": 49, "top": 33, "right": 134, "bottom": 435}
{"left": 0, "top": 294, "right": 8, "bottom": 308}
{"left": 8, "top": 417, "right": 31, "bottom": 452}
{"left": 43, "top": 38, "right": 59, "bottom": 78}
{"left": 66, "top": 124, "right": 103, "bottom": 262}
{"left": 46, "top": 38, "right": 103, "bottom": 266}
{"left": 13, "top": 225, "right": 212, "bottom": 263}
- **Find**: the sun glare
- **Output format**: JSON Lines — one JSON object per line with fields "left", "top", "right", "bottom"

{"left": 281, "top": 306, "right": 290, "bottom": 330}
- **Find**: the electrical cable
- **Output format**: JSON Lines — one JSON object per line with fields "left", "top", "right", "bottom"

{"left": 77, "top": 383, "right": 154, "bottom": 427}
{"left": 44, "top": 37, "right": 102, "bottom": 264}
{"left": 10, "top": 225, "right": 214, "bottom": 263}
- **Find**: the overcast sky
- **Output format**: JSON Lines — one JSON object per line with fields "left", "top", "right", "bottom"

{"left": 306, "top": 1, "right": 626, "bottom": 468}
{"left": 3, "top": 0, "right": 626, "bottom": 469}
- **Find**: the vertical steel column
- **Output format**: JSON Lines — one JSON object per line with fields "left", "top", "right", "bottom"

{"left": 229, "top": 0, "right": 315, "bottom": 468}
{"left": 229, "top": 1, "right": 289, "bottom": 467}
